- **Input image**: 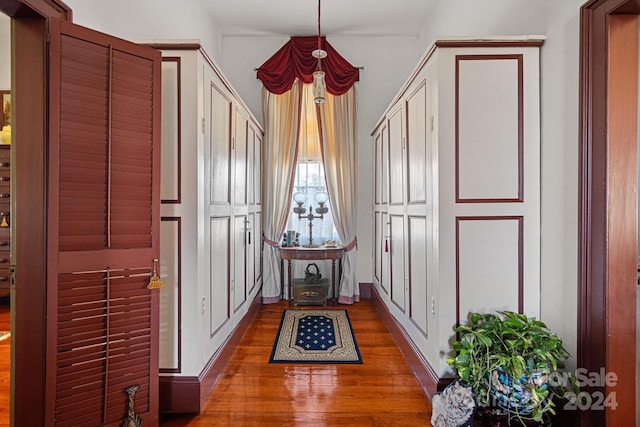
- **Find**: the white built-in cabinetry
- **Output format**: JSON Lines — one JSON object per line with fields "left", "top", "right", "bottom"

{"left": 372, "top": 37, "right": 543, "bottom": 388}
{"left": 156, "top": 43, "right": 262, "bottom": 410}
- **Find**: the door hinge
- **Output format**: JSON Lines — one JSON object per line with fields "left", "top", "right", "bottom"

{"left": 201, "top": 117, "right": 205, "bottom": 134}
{"left": 430, "top": 116, "right": 434, "bottom": 132}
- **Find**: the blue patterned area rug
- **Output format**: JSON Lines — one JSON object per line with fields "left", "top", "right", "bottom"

{"left": 269, "top": 309, "right": 362, "bottom": 364}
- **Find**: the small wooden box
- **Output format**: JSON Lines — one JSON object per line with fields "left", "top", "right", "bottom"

{"left": 292, "top": 278, "right": 329, "bottom": 306}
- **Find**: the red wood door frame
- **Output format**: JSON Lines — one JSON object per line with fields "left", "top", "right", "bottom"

{"left": 0, "top": 2, "right": 72, "bottom": 425}
{"left": 579, "top": 1, "right": 638, "bottom": 425}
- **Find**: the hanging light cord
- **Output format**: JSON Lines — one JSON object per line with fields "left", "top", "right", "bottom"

{"left": 317, "top": 0, "right": 322, "bottom": 71}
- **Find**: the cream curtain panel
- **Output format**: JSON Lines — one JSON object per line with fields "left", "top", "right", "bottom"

{"left": 319, "top": 87, "right": 359, "bottom": 304}
{"left": 261, "top": 83, "right": 301, "bottom": 303}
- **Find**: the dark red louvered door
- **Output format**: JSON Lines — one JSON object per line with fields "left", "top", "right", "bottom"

{"left": 47, "top": 18, "right": 161, "bottom": 426}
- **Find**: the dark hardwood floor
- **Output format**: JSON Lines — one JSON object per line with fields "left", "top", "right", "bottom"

{"left": 0, "top": 298, "right": 433, "bottom": 426}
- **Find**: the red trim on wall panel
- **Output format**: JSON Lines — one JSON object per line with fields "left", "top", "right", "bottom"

{"left": 161, "top": 57, "right": 182, "bottom": 204}
{"left": 455, "top": 216, "right": 524, "bottom": 328}
{"left": 455, "top": 54, "right": 524, "bottom": 204}
{"left": 160, "top": 217, "right": 182, "bottom": 374}
{"left": 436, "top": 40, "right": 545, "bottom": 48}
{"left": 146, "top": 43, "right": 201, "bottom": 51}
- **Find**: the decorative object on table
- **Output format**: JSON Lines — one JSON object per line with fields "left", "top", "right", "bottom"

{"left": 269, "top": 309, "right": 362, "bottom": 364}
{"left": 0, "top": 331, "right": 10, "bottom": 342}
{"left": 431, "top": 380, "right": 476, "bottom": 427}
{"left": 282, "top": 230, "right": 300, "bottom": 247}
{"left": 292, "top": 191, "right": 329, "bottom": 247}
{"left": 304, "top": 263, "right": 322, "bottom": 284}
{"left": 324, "top": 240, "right": 337, "bottom": 248}
{"left": 447, "top": 311, "right": 575, "bottom": 425}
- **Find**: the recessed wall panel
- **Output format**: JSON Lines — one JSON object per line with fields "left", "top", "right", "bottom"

{"left": 390, "top": 214, "right": 406, "bottom": 312}
{"left": 456, "top": 55, "right": 523, "bottom": 202}
{"left": 374, "top": 211, "right": 382, "bottom": 283}
{"left": 161, "top": 58, "right": 180, "bottom": 203}
{"left": 406, "top": 81, "right": 427, "bottom": 204}
{"left": 234, "top": 109, "right": 248, "bottom": 206}
{"left": 456, "top": 217, "right": 523, "bottom": 325}
{"left": 233, "top": 215, "right": 247, "bottom": 311}
{"left": 381, "top": 125, "right": 389, "bottom": 204}
{"left": 408, "top": 216, "right": 428, "bottom": 337}
{"left": 375, "top": 132, "right": 382, "bottom": 205}
{"left": 388, "top": 108, "right": 404, "bottom": 205}
{"left": 159, "top": 217, "right": 180, "bottom": 372}
{"left": 254, "top": 212, "right": 262, "bottom": 284}
{"left": 210, "top": 216, "right": 230, "bottom": 336}
{"left": 254, "top": 134, "right": 262, "bottom": 206}
{"left": 380, "top": 212, "right": 390, "bottom": 295}
{"left": 209, "top": 84, "right": 232, "bottom": 205}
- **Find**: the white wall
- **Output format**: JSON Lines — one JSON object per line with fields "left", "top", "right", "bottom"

{"left": 63, "top": 0, "right": 223, "bottom": 59}
{"left": 416, "top": 0, "right": 584, "bottom": 368}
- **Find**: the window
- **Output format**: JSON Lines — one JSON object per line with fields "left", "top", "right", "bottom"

{"left": 284, "top": 84, "right": 339, "bottom": 246}
{"left": 286, "top": 161, "right": 339, "bottom": 246}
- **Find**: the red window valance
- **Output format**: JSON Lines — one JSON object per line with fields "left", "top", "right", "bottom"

{"left": 257, "top": 36, "right": 359, "bottom": 96}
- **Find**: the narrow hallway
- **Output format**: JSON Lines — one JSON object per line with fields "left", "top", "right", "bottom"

{"left": 160, "top": 300, "right": 433, "bottom": 426}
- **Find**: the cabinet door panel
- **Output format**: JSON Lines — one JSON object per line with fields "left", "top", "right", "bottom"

{"left": 234, "top": 109, "right": 248, "bottom": 206}
{"left": 209, "top": 85, "right": 232, "bottom": 205}
{"left": 233, "top": 214, "right": 248, "bottom": 311}
{"left": 374, "top": 211, "right": 382, "bottom": 283}
{"left": 406, "top": 81, "right": 427, "bottom": 204}
{"left": 380, "top": 212, "right": 390, "bottom": 295}
{"left": 408, "top": 216, "right": 428, "bottom": 337}
{"left": 210, "top": 216, "right": 230, "bottom": 334}
{"left": 390, "top": 214, "right": 406, "bottom": 312}
{"left": 388, "top": 107, "right": 404, "bottom": 205}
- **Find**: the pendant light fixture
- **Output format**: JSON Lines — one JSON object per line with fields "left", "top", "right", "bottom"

{"left": 312, "top": 0, "right": 326, "bottom": 104}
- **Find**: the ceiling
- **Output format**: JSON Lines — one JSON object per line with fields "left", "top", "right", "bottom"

{"left": 203, "top": 0, "right": 436, "bottom": 37}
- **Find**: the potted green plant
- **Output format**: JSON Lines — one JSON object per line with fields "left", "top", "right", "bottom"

{"left": 447, "top": 311, "right": 574, "bottom": 425}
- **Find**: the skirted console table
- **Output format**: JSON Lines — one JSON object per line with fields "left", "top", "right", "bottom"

{"left": 279, "top": 246, "right": 345, "bottom": 305}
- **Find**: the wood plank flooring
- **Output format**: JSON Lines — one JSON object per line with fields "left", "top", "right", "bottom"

{"left": 160, "top": 300, "right": 433, "bottom": 426}
{"left": 0, "top": 298, "right": 433, "bottom": 426}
